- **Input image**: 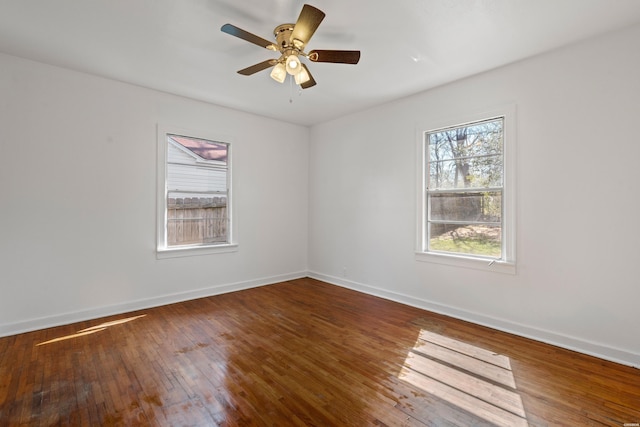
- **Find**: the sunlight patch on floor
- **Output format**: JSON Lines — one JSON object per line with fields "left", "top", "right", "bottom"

{"left": 36, "top": 314, "right": 147, "bottom": 346}
{"left": 400, "top": 329, "right": 528, "bottom": 427}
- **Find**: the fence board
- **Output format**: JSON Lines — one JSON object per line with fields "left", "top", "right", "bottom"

{"left": 167, "top": 197, "right": 227, "bottom": 245}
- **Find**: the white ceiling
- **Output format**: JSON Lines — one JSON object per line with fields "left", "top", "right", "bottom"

{"left": 2, "top": 0, "right": 640, "bottom": 126}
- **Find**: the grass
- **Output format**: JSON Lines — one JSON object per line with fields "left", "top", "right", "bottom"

{"left": 429, "top": 225, "right": 501, "bottom": 257}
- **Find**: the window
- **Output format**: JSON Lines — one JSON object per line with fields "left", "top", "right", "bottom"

{"left": 416, "top": 106, "right": 515, "bottom": 273}
{"left": 157, "top": 125, "right": 236, "bottom": 257}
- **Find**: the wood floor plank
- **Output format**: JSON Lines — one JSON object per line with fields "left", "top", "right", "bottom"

{"left": 0, "top": 278, "right": 639, "bottom": 426}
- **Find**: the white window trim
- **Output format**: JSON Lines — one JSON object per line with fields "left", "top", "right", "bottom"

{"left": 156, "top": 124, "right": 238, "bottom": 259}
{"left": 415, "top": 104, "right": 516, "bottom": 274}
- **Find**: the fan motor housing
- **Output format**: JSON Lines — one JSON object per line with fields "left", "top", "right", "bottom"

{"left": 274, "top": 24, "right": 295, "bottom": 49}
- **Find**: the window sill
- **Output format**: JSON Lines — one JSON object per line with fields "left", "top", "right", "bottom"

{"left": 415, "top": 251, "right": 516, "bottom": 275}
{"left": 157, "top": 243, "right": 238, "bottom": 259}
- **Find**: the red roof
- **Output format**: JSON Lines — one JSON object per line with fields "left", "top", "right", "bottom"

{"left": 169, "top": 135, "right": 228, "bottom": 162}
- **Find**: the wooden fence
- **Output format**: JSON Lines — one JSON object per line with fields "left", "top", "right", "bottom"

{"left": 167, "top": 197, "right": 227, "bottom": 246}
{"left": 430, "top": 191, "right": 501, "bottom": 236}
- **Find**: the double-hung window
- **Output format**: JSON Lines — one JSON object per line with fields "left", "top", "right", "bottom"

{"left": 157, "top": 125, "right": 236, "bottom": 258}
{"left": 417, "top": 106, "right": 515, "bottom": 273}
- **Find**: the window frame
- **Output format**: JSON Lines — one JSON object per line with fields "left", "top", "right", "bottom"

{"left": 156, "top": 124, "right": 237, "bottom": 259}
{"left": 415, "top": 105, "right": 516, "bottom": 274}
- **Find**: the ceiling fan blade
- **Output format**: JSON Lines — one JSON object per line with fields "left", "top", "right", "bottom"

{"left": 237, "top": 59, "right": 278, "bottom": 76}
{"left": 300, "top": 64, "right": 316, "bottom": 89}
{"left": 308, "top": 50, "right": 361, "bottom": 64}
{"left": 221, "top": 24, "right": 276, "bottom": 50}
{"left": 290, "top": 4, "right": 325, "bottom": 49}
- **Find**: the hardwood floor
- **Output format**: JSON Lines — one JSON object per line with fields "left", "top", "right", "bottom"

{"left": 1, "top": 278, "right": 639, "bottom": 426}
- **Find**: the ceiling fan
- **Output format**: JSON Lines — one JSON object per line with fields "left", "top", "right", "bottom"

{"left": 221, "top": 4, "right": 360, "bottom": 89}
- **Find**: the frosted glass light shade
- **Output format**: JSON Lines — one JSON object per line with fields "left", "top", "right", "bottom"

{"left": 270, "top": 63, "right": 286, "bottom": 83}
{"left": 285, "top": 54, "right": 301, "bottom": 75}
{"left": 294, "top": 66, "right": 310, "bottom": 85}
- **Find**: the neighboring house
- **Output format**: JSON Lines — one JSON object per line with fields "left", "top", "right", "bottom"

{"left": 167, "top": 135, "right": 228, "bottom": 197}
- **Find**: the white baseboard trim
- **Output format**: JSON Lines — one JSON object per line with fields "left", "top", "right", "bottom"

{"left": 0, "top": 271, "right": 307, "bottom": 338}
{"left": 307, "top": 271, "right": 640, "bottom": 369}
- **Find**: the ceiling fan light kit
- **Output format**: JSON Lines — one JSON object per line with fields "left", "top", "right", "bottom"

{"left": 221, "top": 4, "right": 361, "bottom": 90}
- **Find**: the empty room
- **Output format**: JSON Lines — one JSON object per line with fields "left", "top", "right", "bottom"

{"left": 1, "top": 1, "right": 639, "bottom": 425}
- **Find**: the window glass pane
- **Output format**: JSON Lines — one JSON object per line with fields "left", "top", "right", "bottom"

{"left": 166, "top": 134, "right": 229, "bottom": 247}
{"left": 429, "top": 155, "right": 503, "bottom": 190}
{"left": 429, "top": 223, "right": 502, "bottom": 258}
{"left": 430, "top": 192, "right": 502, "bottom": 222}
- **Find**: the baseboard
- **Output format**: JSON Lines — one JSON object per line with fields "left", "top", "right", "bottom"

{"left": 0, "top": 271, "right": 307, "bottom": 338}
{"left": 307, "top": 271, "right": 640, "bottom": 369}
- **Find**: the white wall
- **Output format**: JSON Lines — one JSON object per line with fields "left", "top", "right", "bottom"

{"left": 2, "top": 24, "right": 639, "bottom": 368}
{"left": 0, "top": 53, "right": 309, "bottom": 335}
{"left": 308, "top": 24, "right": 640, "bottom": 367}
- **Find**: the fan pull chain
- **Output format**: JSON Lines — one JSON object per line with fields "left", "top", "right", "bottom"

{"left": 288, "top": 75, "right": 303, "bottom": 103}
{"left": 289, "top": 75, "right": 294, "bottom": 104}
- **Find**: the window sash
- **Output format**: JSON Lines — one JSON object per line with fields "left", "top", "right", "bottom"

{"left": 424, "top": 117, "right": 505, "bottom": 260}
{"left": 165, "top": 147, "right": 229, "bottom": 247}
